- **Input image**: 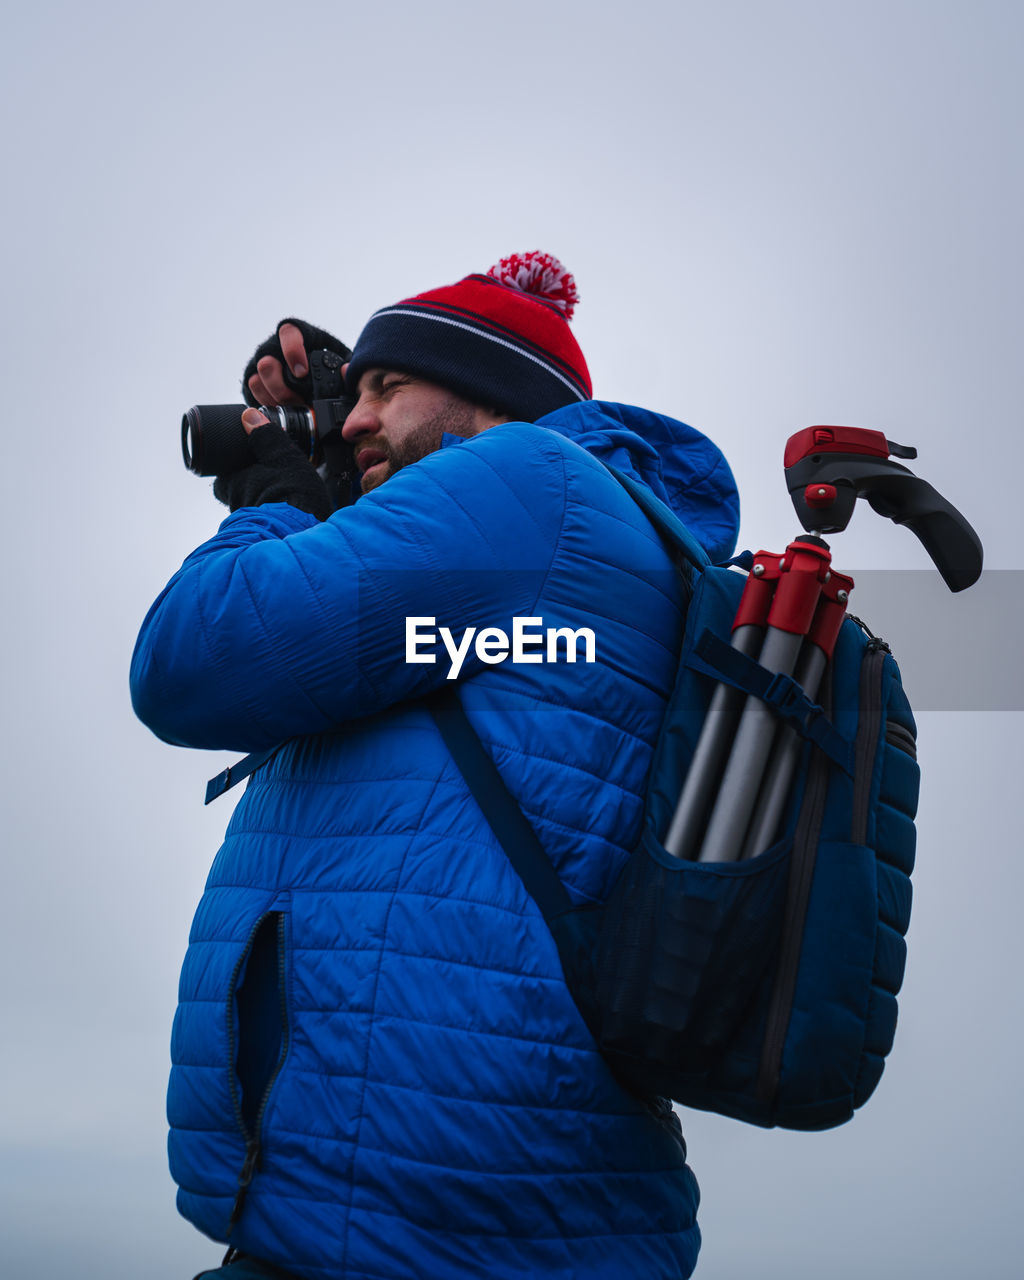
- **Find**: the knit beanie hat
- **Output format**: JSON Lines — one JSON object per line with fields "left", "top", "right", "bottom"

{"left": 345, "top": 251, "right": 592, "bottom": 422}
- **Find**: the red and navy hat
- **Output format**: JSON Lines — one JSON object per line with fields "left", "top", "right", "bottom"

{"left": 345, "top": 251, "right": 592, "bottom": 422}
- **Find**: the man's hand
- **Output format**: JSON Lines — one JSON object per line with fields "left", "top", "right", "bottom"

{"left": 242, "top": 319, "right": 353, "bottom": 409}
{"left": 247, "top": 323, "right": 308, "bottom": 407}
{"left": 214, "top": 410, "right": 334, "bottom": 519}
{"left": 241, "top": 407, "right": 271, "bottom": 434}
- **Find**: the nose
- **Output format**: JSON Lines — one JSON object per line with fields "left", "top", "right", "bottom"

{"left": 341, "top": 394, "right": 379, "bottom": 442}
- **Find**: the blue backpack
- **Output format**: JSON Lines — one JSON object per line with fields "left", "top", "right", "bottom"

{"left": 432, "top": 470, "right": 920, "bottom": 1131}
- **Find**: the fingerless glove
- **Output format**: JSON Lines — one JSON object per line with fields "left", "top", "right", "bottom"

{"left": 213, "top": 424, "right": 334, "bottom": 521}
{"left": 243, "top": 318, "right": 353, "bottom": 407}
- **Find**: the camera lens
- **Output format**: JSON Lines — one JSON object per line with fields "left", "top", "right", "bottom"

{"left": 277, "top": 406, "right": 316, "bottom": 462}
{"left": 181, "top": 404, "right": 255, "bottom": 476}
{"left": 181, "top": 404, "right": 321, "bottom": 476}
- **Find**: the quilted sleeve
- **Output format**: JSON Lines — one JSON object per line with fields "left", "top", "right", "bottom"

{"left": 130, "top": 426, "right": 568, "bottom": 752}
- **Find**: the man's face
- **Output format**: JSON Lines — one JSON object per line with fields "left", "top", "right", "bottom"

{"left": 342, "top": 369, "right": 503, "bottom": 494}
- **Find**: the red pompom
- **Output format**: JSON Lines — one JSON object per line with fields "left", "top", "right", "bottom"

{"left": 486, "top": 251, "right": 580, "bottom": 321}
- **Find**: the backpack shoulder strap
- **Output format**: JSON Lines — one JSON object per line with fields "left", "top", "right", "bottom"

{"left": 603, "top": 464, "right": 712, "bottom": 571}
{"left": 429, "top": 687, "right": 575, "bottom": 925}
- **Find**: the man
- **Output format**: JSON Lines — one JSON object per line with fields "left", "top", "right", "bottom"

{"left": 131, "top": 252, "right": 740, "bottom": 1279}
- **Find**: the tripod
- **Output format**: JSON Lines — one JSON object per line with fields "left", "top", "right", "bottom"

{"left": 664, "top": 426, "right": 983, "bottom": 864}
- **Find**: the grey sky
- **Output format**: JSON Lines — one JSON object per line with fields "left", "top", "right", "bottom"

{"left": 2, "top": 1, "right": 1021, "bottom": 1276}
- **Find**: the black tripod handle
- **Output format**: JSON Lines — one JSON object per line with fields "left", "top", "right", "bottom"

{"left": 786, "top": 438, "right": 983, "bottom": 593}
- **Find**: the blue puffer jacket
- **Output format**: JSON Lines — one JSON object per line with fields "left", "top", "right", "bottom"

{"left": 131, "top": 401, "right": 739, "bottom": 1280}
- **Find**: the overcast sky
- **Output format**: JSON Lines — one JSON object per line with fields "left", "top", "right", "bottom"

{"left": 2, "top": 2, "right": 1021, "bottom": 1276}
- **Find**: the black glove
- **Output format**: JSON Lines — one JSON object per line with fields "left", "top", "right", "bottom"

{"left": 213, "top": 423, "right": 334, "bottom": 521}
{"left": 242, "top": 318, "right": 353, "bottom": 407}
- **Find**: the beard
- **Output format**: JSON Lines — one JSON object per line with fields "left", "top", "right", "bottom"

{"left": 359, "top": 398, "right": 483, "bottom": 493}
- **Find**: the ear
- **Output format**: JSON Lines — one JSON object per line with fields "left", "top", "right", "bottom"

{"left": 472, "top": 406, "right": 513, "bottom": 433}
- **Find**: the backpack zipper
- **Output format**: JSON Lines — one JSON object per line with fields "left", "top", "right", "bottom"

{"left": 756, "top": 634, "right": 889, "bottom": 1108}
{"left": 755, "top": 744, "right": 829, "bottom": 1103}
{"left": 226, "top": 911, "right": 290, "bottom": 1236}
{"left": 851, "top": 643, "right": 887, "bottom": 846}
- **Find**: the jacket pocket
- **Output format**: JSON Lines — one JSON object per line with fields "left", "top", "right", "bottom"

{"left": 225, "top": 909, "right": 290, "bottom": 1234}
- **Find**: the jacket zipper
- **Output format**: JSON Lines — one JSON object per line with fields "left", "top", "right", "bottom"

{"left": 226, "top": 911, "right": 290, "bottom": 1236}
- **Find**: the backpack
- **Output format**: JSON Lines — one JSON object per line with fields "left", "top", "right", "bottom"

{"left": 431, "top": 468, "right": 920, "bottom": 1131}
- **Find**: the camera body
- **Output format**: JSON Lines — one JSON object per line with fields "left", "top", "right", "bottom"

{"left": 182, "top": 341, "right": 357, "bottom": 507}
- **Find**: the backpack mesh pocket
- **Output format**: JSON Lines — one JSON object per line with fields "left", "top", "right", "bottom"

{"left": 583, "top": 832, "right": 791, "bottom": 1094}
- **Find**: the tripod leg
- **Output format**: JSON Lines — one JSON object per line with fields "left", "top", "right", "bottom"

{"left": 739, "top": 643, "right": 828, "bottom": 860}
{"left": 664, "top": 624, "right": 763, "bottom": 859}
{"left": 696, "top": 627, "right": 806, "bottom": 863}
{"left": 738, "top": 565, "right": 853, "bottom": 859}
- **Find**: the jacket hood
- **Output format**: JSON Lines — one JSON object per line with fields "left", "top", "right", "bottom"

{"left": 537, "top": 400, "right": 740, "bottom": 565}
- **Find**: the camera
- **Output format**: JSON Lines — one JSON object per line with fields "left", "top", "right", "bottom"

{"left": 181, "top": 396, "right": 355, "bottom": 477}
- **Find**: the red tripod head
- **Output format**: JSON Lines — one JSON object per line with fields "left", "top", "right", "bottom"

{"left": 783, "top": 426, "right": 983, "bottom": 592}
